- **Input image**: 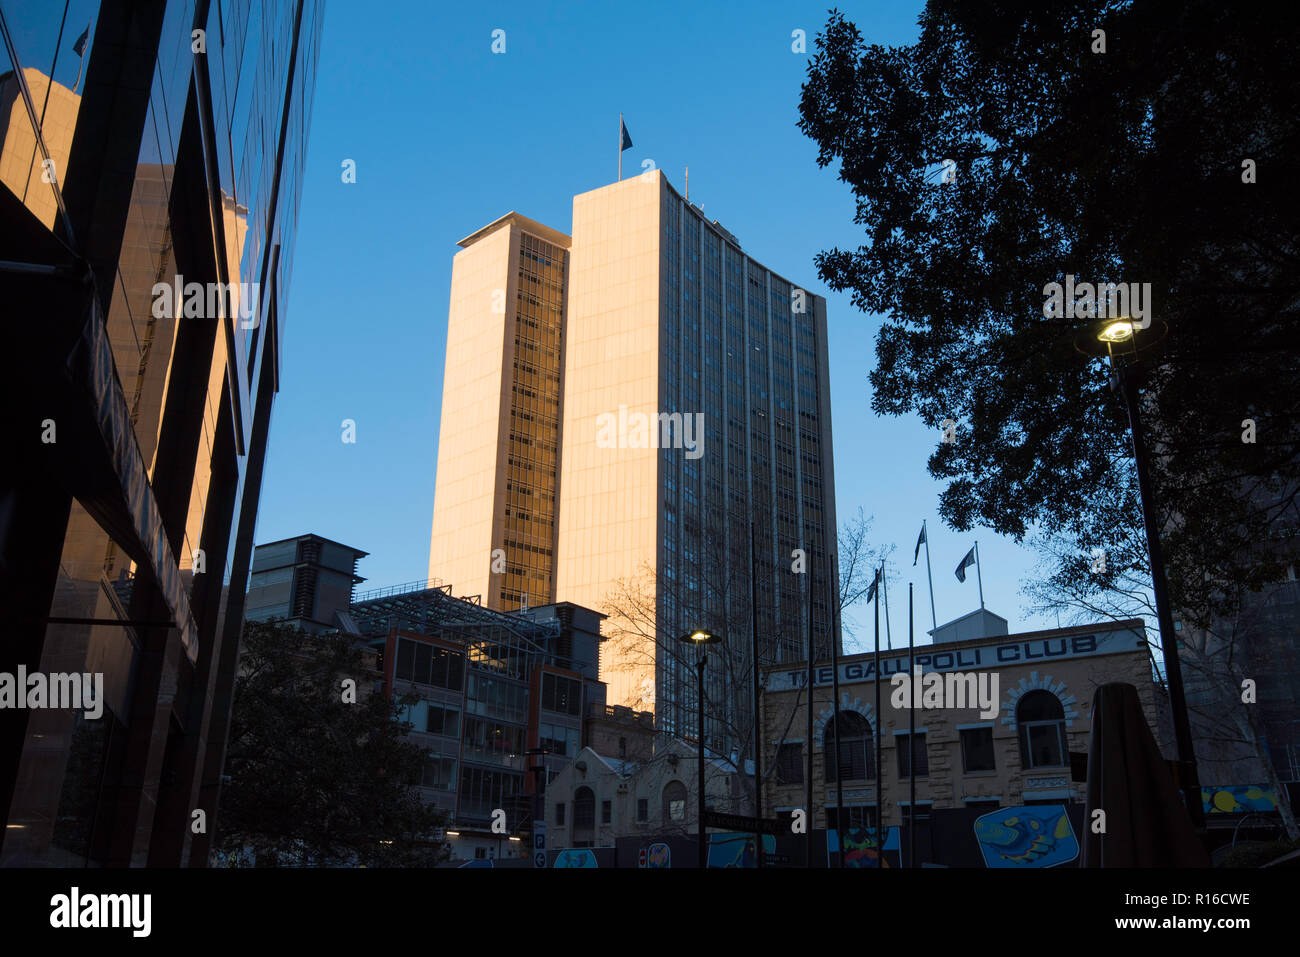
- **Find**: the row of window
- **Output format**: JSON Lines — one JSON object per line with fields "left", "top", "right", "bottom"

{"left": 774, "top": 692, "right": 1072, "bottom": 785}
{"left": 556, "top": 781, "right": 688, "bottom": 829}
{"left": 393, "top": 638, "right": 465, "bottom": 691}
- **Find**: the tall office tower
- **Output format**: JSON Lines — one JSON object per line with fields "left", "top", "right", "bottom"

{"left": 429, "top": 172, "right": 838, "bottom": 759}
{"left": 555, "top": 172, "right": 838, "bottom": 754}
{"left": 428, "top": 213, "right": 569, "bottom": 611}
{"left": 0, "top": 1, "right": 323, "bottom": 866}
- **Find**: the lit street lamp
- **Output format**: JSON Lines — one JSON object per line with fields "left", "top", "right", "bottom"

{"left": 678, "top": 629, "right": 722, "bottom": 868}
{"left": 1073, "top": 316, "right": 1203, "bottom": 826}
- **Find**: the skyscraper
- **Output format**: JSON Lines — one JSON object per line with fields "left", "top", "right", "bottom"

{"left": 428, "top": 213, "right": 569, "bottom": 612}
{"left": 428, "top": 171, "right": 838, "bottom": 758}
{"left": 0, "top": 0, "right": 323, "bottom": 866}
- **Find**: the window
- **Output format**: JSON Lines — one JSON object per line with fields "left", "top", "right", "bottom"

{"left": 541, "top": 673, "right": 583, "bottom": 716}
{"left": 475, "top": 847, "right": 487, "bottom": 860}
{"left": 775, "top": 742, "right": 804, "bottom": 785}
{"left": 574, "top": 787, "right": 595, "bottom": 829}
{"left": 538, "top": 721, "right": 579, "bottom": 757}
{"left": 663, "top": 781, "right": 687, "bottom": 823}
{"left": 458, "top": 766, "right": 522, "bottom": 820}
{"left": 394, "top": 638, "right": 464, "bottom": 690}
{"left": 619, "top": 736, "right": 627, "bottom": 759}
{"left": 826, "top": 805, "right": 876, "bottom": 830}
{"left": 555, "top": 802, "right": 565, "bottom": 826}
{"left": 960, "top": 727, "right": 996, "bottom": 773}
{"left": 1017, "top": 691, "right": 1067, "bottom": 769}
{"left": 965, "top": 799, "right": 1000, "bottom": 812}
{"left": 463, "top": 717, "right": 525, "bottom": 765}
{"left": 426, "top": 705, "right": 460, "bottom": 738}
{"left": 601, "top": 800, "right": 612, "bottom": 824}
{"left": 421, "top": 755, "right": 457, "bottom": 790}
{"left": 896, "top": 733, "right": 929, "bottom": 778}
{"left": 637, "top": 798, "right": 648, "bottom": 822}
{"left": 825, "top": 712, "right": 874, "bottom": 782}
{"left": 395, "top": 639, "right": 414, "bottom": 680}
{"left": 900, "top": 804, "right": 932, "bottom": 827}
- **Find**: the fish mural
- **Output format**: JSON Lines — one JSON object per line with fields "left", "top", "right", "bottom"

{"left": 1201, "top": 786, "right": 1278, "bottom": 815}
{"left": 552, "top": 848, "right": 599, "bottom": 868}
{"left": 974, "top": 805, "right": 1079, "bottom": 868}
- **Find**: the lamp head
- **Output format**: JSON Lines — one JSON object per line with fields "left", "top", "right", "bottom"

{"left": 1072, "top": 317, "right": 1168, "bottom": 358}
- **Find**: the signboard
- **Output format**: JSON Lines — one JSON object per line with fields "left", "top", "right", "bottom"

{"left": 638, "top": 842, "right": 671, "bottom": 868}
{"left": 1202, "top": 785, "right": 1279, "bottom": 814}
{"left": 767, "top": 629, "right": 1144, "bottom": 692}
{"left": 552, "top": 848, "right": 599, "bottom": 868}
{"left": 703, "top": 810, "right": 785, "bottom": 836}
{"left": 708, "top": 833, "right": 776, "bottom": 868}
{"left": 974, "top": 805, "right": 1079, "bottom": 868}
{"left": 532, "top": 822, "right": 546, "bottom": 869}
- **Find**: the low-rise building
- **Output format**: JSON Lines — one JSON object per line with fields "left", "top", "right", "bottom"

{"left": 544, "top": 740, "right": 739, "bottom": 852}
{"left": 247, "top": 534, "right": 608, "bottom": 863}
{"left": 760, "top": 613, "right": 1156, "bottom": 864}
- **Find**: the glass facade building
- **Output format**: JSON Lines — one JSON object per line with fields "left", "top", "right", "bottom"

{"left": 0, "top": 0, "right": 323, "bottom": 865}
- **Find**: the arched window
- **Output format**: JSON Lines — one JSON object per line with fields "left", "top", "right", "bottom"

{"left": 824, "top": 711, "right": 874, "bottom": 782}
{"left": 573, "top": 786, "right": 595, "bottom": 830}
{"left": 662, "top": 780, "right": 687, "bottom": 824}
{"left": 1017, "top": 690, "right": 1067, "bottom": 769}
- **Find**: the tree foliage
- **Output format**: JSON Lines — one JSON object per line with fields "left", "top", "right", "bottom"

{"left": 798, "top": 2, "right": 1300, "bottom": 630}
{"left": 215, "top": 620, "right": 448, "bottom": 867}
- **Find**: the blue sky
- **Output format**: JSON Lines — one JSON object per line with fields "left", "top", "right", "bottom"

{"left": 254, "top": 0, "right": 1061, "bottom": 646}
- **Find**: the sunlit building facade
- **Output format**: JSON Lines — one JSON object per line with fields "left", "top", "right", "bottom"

{"left": 428, "top": 214, "right": 568, "bottom": 611}
{"left": 0, "top": 0, "right": 323, "bottom": 866}
{"left": 429, "top": 172, "right": 838, "bottom": 761}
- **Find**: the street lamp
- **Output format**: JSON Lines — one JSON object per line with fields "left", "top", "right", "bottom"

{"left": 1073, "top": 316, "right": 1203, "bottom": 826}
{"left": 678, "top": 628, "right": 722, "bottom": 868}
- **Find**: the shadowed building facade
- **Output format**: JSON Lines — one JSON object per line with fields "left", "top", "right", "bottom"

{"left": 0, "top": 0, "right": 323, "bottom": 865}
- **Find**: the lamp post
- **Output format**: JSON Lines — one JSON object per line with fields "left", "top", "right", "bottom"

{"left": 678, "top": 629, "right": 721, "bottom": 868}
{"left": 1073, "top": 317, "right": 1203, "bottom": 826}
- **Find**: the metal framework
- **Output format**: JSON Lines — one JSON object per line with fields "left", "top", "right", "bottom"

{"left": 348, "top": 583, "right": 561, "bottom": 677}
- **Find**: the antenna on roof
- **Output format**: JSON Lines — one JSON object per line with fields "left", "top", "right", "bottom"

{"left": 685, "top": 166, "right": 689, "bottom": 202}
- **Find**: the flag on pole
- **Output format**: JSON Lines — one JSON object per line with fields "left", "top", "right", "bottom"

{"left": 620, "top": 118, "right": 633, "bottom": 151}
{"left": 955, "top": 547, "right": 977, "bottom": 582}
{"left": 73, "top": 25, "right": 89, "bottom": 56}
{"left": 912, "top": 524, "right": 926, "bottom": 566}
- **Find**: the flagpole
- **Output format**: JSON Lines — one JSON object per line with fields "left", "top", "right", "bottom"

{"left": 908, "top": 582, "right": 915, "bottom": 868}
{"left": 872, "top": 563, "right": 882, "bottom": 853}
{"left": 749, "top": 521, "right": 763, "bottom": 869}
{"left": 804, "top": 538, "right": 814, "bottom": 869}
{"left": 829, "top": 550, "right": 844, "bottom": 868}
{"left": 923, "top": 519, "right": 937, "bottom": 632}
{"left": 618, "top": 113, "right": 623, "bottom": 182}
{"left": 975, "top": 540, "right": 985, "bottom": 612}
{"left": 882, "top": 559, "right": 893, "bottom": 651}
